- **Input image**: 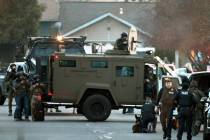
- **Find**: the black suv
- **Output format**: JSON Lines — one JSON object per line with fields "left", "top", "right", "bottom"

{"left": 189, "top": 72, "right": 210, "bottom": 140}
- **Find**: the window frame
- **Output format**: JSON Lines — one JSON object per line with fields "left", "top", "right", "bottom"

{"left": 91, "top": 60, "right": 108, "bottom": 69}
{"left": 59, "top": 60, "right": 77, "bottom": 68}
{"left": 115, "top": 66, "right": 134, "bottom": 77}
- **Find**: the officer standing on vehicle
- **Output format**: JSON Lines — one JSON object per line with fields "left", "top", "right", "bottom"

{"left": 141, "top": 96, "right": 157, "bottom": 133}
{"left": 174, "top": 82, "right": 196, "bottom": 140}
{"left": 114, "top": 32, "right": 129, "bottom": 51}
{"left": 14, "top": 72, "right": 30, "bottom": 121}
{"left": 5, "top": 63, "right": 17, "bottom": 116}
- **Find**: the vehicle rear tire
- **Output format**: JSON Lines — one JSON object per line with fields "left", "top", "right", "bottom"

{"left": 83, "top": 94, "right": 111, "bottom": 121}
{"left": 31, "top": 95, "right": 45, "bottom": 121}
{"left": 203, "top": 114, "right": 210, "bottom": 140}
{"left": 0, "top": 87, "right": 6, "bottom": 105}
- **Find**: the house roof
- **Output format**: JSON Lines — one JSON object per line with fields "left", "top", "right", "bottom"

{"left": 38, "top": 0, "right": 59, "bottom": 21}
{"left": 60, "top": 2, "right": 155, "bottom": 35}
{"left": 63, "top": 13, "right": 152, "bottom": 37}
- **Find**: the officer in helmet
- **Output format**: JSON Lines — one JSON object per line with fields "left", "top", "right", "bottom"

{"left": 141, "top": 96, "right": 157, "bottom": 133}
{"left": 14, "top": 72, "right": 30, "bottom": 121}
{"left": 4, "top": 63, "right": 17, "bottom": 116}
{"left": 174, "top": 82, "right": 196, "bottom": 140}
{"left": 114, "top": 32, "right": 128, "bottom": 51}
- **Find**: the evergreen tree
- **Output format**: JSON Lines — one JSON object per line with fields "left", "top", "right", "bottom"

{"left": 0, "top": 0, "right": 44, "bottom": 44}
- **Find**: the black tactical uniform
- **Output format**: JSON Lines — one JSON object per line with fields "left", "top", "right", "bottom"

{"left": 174, "top": 82, "right": 196, "bottom": 140}
{"left": 141, "top": 100, "right": 157, "bottom": 132}
{"left": 114, "top": 32, "right": 128, "bottom": 51}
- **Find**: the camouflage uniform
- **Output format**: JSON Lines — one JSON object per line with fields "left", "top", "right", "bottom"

{"left": 189, "top": 80, "right": 205, "bottom": 136}
{"left": 30, "top": 82, "right": 45, "bottom": 121}
{"left": 4, "top": 67, "right": 16, "bottom": 116}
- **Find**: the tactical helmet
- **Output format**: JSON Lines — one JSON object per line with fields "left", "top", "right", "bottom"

{"left": 121, "top": 32, "right": 128, "bottom": 38}
{"left": 182, "top": 82, "right": 189, "bottom": 90}
{"left": 10, "top": 63, "right": 16, "bottom": 68}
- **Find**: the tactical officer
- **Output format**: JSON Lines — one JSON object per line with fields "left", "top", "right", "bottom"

{"left": 157, "top": 78, "right": 177, "bottom": 140}
{"left": 141, "top": 96, "right": 157, "bottom": 133}
{"left": 4, "top": 63, "right": 17, "bottom": 116}
{"left": 30, "top": 75, "right": 45, "bottom": 121}
{"left": 144, "top": 65, "right": 156, "bottom": 99}
{"left": 174, "top": 82, "right": 196, "bottom": 140}
{"left": 189, "top": 80, "right": 205, "bottom": 136}
{"left": 114, "top": 32, "right": 128, "bottom": 51}
{"left": 14, "top": 72, "right": 30, "bottom": 121}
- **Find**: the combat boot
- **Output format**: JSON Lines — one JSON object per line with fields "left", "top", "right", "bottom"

{"left": 14, "top": 118, "right": 23, "bottom": 121}
{"left": 25, "top": 117, "right": 30, "bottom": 121}
{"left": 163, "top": 130, "right": 167, "bottom": 139}
{"left": 8, "top": 111, "right": 12, "bottom": 116}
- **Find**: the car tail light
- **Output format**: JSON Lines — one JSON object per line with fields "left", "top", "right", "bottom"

{"left": 50, "top": 54, "right": 59, "bottom": 62}
{"left": 54, "top": 54, "right": 59, "bottom": 60}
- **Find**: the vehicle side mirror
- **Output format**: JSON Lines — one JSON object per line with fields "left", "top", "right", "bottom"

{"left": 200, "top": 97, "right": 208, "bottom": 102}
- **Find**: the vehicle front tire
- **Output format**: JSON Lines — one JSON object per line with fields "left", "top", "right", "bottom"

{"left": 83, "top": 94, "right": 111, "bottom": 121}
{"left": 31, "top": 95, "right": 45, "bottom": 121}
{"left": 0, "top": 87, "right": 6, "bottom": 105}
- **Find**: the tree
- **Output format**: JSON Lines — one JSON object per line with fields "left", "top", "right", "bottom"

{"left": 152, "top": 0, "right": 210, "bottom": 70}
{"left": 0, "top": 0, "right": 44, "bottom": 44}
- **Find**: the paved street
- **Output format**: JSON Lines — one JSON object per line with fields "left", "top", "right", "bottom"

{"left": 0, "top": 101, "right": 202, "bottom": 140}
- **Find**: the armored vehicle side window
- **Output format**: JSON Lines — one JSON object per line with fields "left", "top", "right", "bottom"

{"left": 116, "top": 66, "right": 134, "bottom": 77}
{"left": 59, "top": 60, "right": 76, "bottom": 67}
{"left": 91, "top": 60, "right": 108, "bottom": 68}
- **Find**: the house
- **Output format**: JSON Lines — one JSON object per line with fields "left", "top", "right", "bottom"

{"left": 39, "top": 1, "right": 155, "bottom": 46}
{"left": 63, "top": 13, "right": 152, "bottom": 45}
{"left": 38, "top": 0, "right": 60, "bottom": 36}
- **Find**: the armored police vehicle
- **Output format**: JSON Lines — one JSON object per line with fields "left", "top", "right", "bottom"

{"left": 31, "top": 47, "right": 180, "bottom": 121}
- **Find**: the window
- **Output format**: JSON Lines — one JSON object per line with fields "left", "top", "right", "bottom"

{"left": 116, "top": 66, "right": 134, "bottom": 77}
{"left": 64, "top": 42, "right": 85, "bottom": 54}
{"left": 33, "top": 43, "right": 58, "bottom": 57}
{"left": 59, "top": 60, "right": 76, "bottom": 67}
{"left": 91, "top": 60, "right": 108, "bottom": 68}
